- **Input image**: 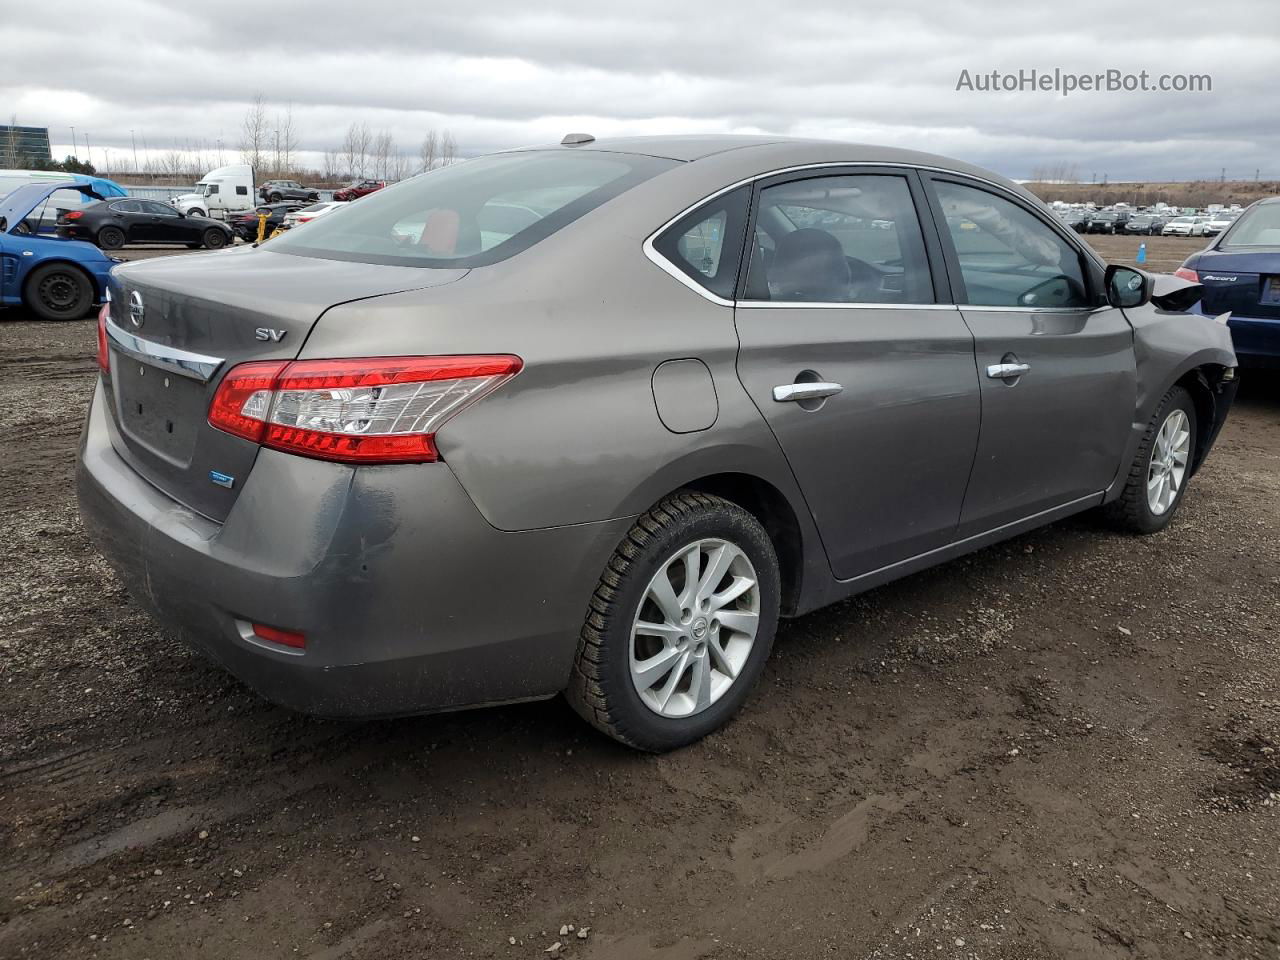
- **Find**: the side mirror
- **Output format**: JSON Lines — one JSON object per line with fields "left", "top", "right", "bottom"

{"left": 1105, "top": 264, "right": 1151, "bottom": 309}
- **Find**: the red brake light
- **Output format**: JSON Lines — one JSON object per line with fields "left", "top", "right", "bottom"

{"left": 1174, "top": 267, "right": 1199, "bottom": 282}
{"left": 251, "top": 623, "right": 306, "bottom": 649}
{"left": 65, "top": 210, "right": 83, "bottom": 220}
{"left": 207, "top": 361, "right": 287, "bottom": 442}
{"left": 208, "top": 355, "right": 522, "bottom": 464}
{"left": 97, "top": 303, "right": 110, "bottom": 372}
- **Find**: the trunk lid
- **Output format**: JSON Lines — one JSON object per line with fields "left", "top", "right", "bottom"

{"left": 103, "top": 247, "right": 466, "bottom": 522}
{"left": 1193, "top": 248, "right": 1280, "bottom": 320}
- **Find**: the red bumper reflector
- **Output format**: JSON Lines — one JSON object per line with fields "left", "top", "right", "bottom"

{"left": 252, "top": 623, "right": 306, "bottom": 649}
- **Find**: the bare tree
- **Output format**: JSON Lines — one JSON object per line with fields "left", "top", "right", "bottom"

{"left": 440, "top": 130, "right": 458, "bottom": 166}
{"left": 419, "top": 130, "right": 439, "bottom": 172}
{"left": 341, "top": 121, "right": 372, "bottom": 179}
{"left": 321, "top": 149, "right": 341, "bottom": 180}
{"left": 271, "top": 103, "right": 299, "bottom": 177}
{"left": 239, "top": 93, "right": 269, "bottom": 175}
{"left": 1030, "top": 161, "right": 1081, "bottom": 185}
{"left": 370, "top": 130, "right": 397, "bottom": 180}
{"left": 389, "top": 146, "right": 410, "bottom": 183}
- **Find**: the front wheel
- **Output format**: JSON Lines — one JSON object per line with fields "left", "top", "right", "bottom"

{"left": 24, "top": 264, "right": 94, "bottom": 321}
{"left": 187, "top": 208, "right": 206, "bottom": 218}
{"left": 203, "top": 228, "right": 228, "bottom": 249}
{"left": 1105, "top": 385, "right": 1197, "bottom": 534}
{"left": 566, "top": 492, "right": 780, "bottom": 752}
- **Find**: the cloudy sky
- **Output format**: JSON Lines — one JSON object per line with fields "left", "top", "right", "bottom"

{"left": 2, "top": 0, "right": 1276, "bottom": 182}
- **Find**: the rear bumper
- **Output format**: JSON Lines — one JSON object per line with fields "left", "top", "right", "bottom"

{"left": 76, "top": 381, "right": 629, "bottom": 718}
{"left": 1227, "top": 315, "right": 1280, "bottom": 364}
{"left": 1195, "top": 305, "right": 1280, "bottom": 363}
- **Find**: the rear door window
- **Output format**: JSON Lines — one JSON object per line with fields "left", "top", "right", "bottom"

{"left": 743, "top": 174, "right": 934, "bottom": 304}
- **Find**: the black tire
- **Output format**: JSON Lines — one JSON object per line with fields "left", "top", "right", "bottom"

{"left": 1104, "top": 385, "right": 1198, "bottom": 534}
{"left": 97, "top": 226, "right": 125, "bottom": 250}
{"left": 203, "top": 228, "right": 228, "bottom": 249}
{"left": 188, "top": 208, "right": 206, "bottom": 218}
{"left": 24, "top": 263, "right": 94, "bottom": 321}
{"left": 269, "top": 193, "right": 282, "bottom": 203}
{"left": 566, "top": 492, "right": 780, "bottom": 752}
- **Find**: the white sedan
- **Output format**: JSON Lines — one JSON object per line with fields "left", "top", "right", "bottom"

{"left": 1162, "top": 216, "right": 1207, "bottom": 237}
{"left": 282, "top": 201, "right": 344, "bottom": 229}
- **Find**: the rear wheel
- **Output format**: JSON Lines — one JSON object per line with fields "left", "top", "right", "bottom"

{"left": 24, "top": 264, "right": 94, "bottom": 321}
{"left": 96, "top": 226, "right": 125, "bottom": 250}
{"left": 203, "top": 228, "right": 228, "bottom": 249}
{"left": 1105, "top": 385, "right": 1197, "bottom": 534}
{"left": 566, "top": 492, "right": 780, "bottom": 752}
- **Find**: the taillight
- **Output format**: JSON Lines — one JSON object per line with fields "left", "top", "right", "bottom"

{"left": 1174, "top": 267, "right": 1199, "bottom": 282}
{"left": 252, "top": 623, "right": 306, "bottom": 649}
{"left": 96, "top": 303, "right": 110, "bottom": 372}
{"left": 208, "top": 355, "right": 522, "bottom": 464}
{"left": 64, "top": 210, "right": 83, "bottom": 220}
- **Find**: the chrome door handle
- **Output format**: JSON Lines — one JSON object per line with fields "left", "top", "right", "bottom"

{"left": 986, "top": 362, "right": 1031, "bottom": 380}
{"left": 773, "top": 381, "right": 844, "bottom": 402}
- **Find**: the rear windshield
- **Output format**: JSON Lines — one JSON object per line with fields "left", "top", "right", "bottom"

{"left": 270, "top": 150, "right": 677, "bottom": 268}
{"left": 1221, "top": 204, "right": 1280, "bottom": 248}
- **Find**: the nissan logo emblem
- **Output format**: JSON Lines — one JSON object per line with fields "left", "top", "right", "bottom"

{"left": 128, "top": 290, "right": 145, "bottom": 329}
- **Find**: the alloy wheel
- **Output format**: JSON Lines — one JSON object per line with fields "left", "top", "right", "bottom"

{"left": 629, "top": 538, "right": 760, "bottom": 719}
{"left": 1147, "top": 409, "right": 1191, "bottom": 516}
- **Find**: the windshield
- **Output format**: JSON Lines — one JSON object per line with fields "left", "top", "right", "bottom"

{"left": 1221, "top": 203, "right": 1280, "bottom": 248}
{"left": 270, "top": 150, "right": 677, "bottom": 268}
{"left": 197, "top": 183, "right": 212, "bottom": 196}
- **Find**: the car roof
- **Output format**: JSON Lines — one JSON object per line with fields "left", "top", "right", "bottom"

{"left": 511, "top": 135, "right": 1034, "bottom": 200}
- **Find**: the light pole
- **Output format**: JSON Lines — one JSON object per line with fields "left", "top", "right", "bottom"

{"left": 131, "top": 129, "right": 139, "bottom": 174}
{"left": 70, "top": 126, "right": 78, "bottom": 161}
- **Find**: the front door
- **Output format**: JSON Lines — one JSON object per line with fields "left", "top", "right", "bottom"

{"left": 733, "top": 169, "right": 981, "bottom": 580}
{"left": 923, "top": 176, "right": 1136, "bottom": 535}
{"left": 139, "top": 201, "right": 185, "bottom": 242}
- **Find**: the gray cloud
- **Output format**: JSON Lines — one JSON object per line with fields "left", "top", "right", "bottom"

{"left": 1, "top": 0, "right": 1275, "bottom": 181}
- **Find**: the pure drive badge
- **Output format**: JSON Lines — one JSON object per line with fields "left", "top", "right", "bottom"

{"left": 209, "top": 470, "right": 236, "bottom": 489}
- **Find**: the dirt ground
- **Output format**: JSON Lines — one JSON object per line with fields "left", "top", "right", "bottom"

{"left": 1, "top": 237, "right": 1278, "bottom": 960}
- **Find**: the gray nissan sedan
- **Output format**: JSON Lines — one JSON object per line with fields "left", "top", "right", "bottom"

{"left": 77, "top": 135, "right": 1238, "bottom": 751}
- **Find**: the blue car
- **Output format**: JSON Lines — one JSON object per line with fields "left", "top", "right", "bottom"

{"left": 1179, "top": 196, "right": 1280, "bottom": 367}
{"left": 0, "top": 181, "right": 121, "bottom": 320}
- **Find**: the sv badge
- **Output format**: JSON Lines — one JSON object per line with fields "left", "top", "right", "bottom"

{"left": 255, "top": 327, "right": 287, "bottom": 342}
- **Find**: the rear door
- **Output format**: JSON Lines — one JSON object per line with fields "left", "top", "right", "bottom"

{"left": 732, "top": 168, "right": 981, "bottom": 580}
{"left": 921, "top": 175, "right": 1135, "bottom": 535}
